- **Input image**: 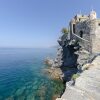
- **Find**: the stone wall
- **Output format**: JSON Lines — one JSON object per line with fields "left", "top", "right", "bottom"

{"left": 71, "top": 19, "right": 100, "bottom": 54}
{"left": 73, "top": 20, "right": 91, "bottom": 52}
{"left": 92, "top": 19, "right": 100, "bottom": 53}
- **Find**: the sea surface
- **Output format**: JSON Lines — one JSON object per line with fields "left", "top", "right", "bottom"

{"left": 0, "top": 48, "right": 64, "bottom": 100}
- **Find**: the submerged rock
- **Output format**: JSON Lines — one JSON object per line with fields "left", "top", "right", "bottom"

{"left": 5, "top": 96, "right": 14, "bottom": 100}
{"left": 15, "top": 87, "right": 25, "bottom": 96}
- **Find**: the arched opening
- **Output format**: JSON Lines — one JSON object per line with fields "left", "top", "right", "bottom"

{"left": 80, "top": 31, "right": 83, "bottom": 38}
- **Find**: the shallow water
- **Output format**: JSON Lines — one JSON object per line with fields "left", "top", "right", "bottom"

{"left": 0, "top": 48, "right": 64, "bottom": 100}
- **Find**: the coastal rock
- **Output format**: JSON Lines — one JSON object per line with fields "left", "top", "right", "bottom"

{"left": 56, "top": 55, "right": 100, "bottom": 100}
{"left": 43, "top": 68, "right": 63, "bottom": 80}
{"left": 57, "top": 34, "right": 80, "bottom": 67}
{"left": 54, "top": 11, "right": 100, "bottom": 100}
{"left": 45, "top": 58, "right": 54, "bottom": 67}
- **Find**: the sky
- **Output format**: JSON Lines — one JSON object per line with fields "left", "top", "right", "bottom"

{"left": 0, "top": 0, "right": 99, "bottom": 48}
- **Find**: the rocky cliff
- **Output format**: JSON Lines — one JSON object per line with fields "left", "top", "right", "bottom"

{"left": 57, "top": 55, "right": 100, "bottom": 100}
{"left": 45, "top": 32, "right": 100, "bottom": 100}
{"left": 45, "top": 33, "right": 80, "bottom": 81}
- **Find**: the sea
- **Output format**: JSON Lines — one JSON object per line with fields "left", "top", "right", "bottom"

{"left": 0, "top": 48, "right": 64, "bottom": 100}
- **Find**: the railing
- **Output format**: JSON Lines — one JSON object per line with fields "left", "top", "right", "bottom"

{"left": 72, "top": 33, "right": 90, "bottom": 43}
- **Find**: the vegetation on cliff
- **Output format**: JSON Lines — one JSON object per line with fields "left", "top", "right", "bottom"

{"left": 61, "top": 28, "right": 69, "bottom": 34}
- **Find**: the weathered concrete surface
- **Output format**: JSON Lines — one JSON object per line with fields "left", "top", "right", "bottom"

{"left": 56, "top": 55, "right": 100, "bottom": 100}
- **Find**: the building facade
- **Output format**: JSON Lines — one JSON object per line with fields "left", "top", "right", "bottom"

{"left": 69, "top": 10, "right": 100, "bottom": 53}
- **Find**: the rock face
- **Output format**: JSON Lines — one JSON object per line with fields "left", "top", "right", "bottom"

{"left": 45, "top": 33, "right": 80, "bottom": 80}
{"left": 45, "top": 33, "right": 81, "bottom": 81}
{"left": 45, "top": 11, "right": 100, "bottom": 100}
{"left": 57, "top": 55, "right": 100, "bottom": 100}
{"left": 43, "top": 67, "right": 63, "bottom": 80}
{"left": 57, "top": 34, "right": 79, "bottom": 67}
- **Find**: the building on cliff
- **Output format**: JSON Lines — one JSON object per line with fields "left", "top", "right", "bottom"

{"left": 69, "top": 10, "right": 100, "bottom": 54}
{"left": 52, "top": 10, "right": 100, "bottom": 68}
{"left": 56, "top": 11, "right": 100, "bottom": 100}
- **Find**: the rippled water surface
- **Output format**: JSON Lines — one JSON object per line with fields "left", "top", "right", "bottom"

{"left": 0, "top": 48, "right": 64, "bottom": 100}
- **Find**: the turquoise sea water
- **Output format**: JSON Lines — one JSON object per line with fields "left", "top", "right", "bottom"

{"left": 0, "top": 48, "right": 64, "bottom": 100}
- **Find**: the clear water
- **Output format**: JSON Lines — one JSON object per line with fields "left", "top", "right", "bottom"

{"left": 0, "top": 48, "right": 64, "bottom": 100}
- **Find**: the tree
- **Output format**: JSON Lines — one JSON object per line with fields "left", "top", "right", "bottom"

{"left": 61, "top": 28, "right": 69, "bottom": 34}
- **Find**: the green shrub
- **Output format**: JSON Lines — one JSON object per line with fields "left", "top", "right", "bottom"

{"left": 61, "top": 28, "right": 69, "bottom": 34}
{"left": 72, "top": 73, "right": 80, "bottom": 80}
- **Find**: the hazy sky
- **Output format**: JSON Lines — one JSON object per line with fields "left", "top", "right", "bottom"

{"left": 0, "top": 0, "right": 99, "bottom": 48}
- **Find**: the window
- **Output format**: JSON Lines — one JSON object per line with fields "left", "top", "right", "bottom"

{"left": 98, "top": 23, "right": 100, "bottom": 26}
{"left": 73, "top": 24, "right": 75, "bottom": 33}
{"left": 80, "top": 31, "right": 83, "bottom": 38}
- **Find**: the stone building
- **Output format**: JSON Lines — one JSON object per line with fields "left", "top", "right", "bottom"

{"left": 53, "top": 10, "right": 100, "bottom": 68}
{"left": 69, "top": 10, "right": 100, "bottom": 54}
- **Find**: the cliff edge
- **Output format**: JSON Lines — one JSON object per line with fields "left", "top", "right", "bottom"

{"left": 45, "top": 11, "right": 100, "bottom": 100}
{"left": 57, "top": 55, "right": 100, "bottom": 100}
